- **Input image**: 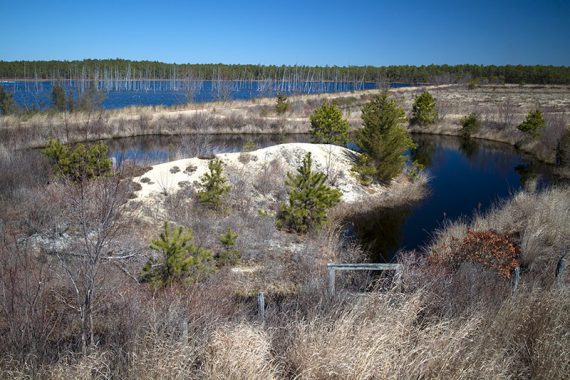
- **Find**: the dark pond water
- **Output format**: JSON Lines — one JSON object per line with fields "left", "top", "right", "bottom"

{"left": 0, "top": 80, "right": 417, "bottom": 110}
{"left": 348, "top": 135, "right": 558, "bottom": 262}
{"left": 103, "top": 133, "right": 559, "bottom": 262}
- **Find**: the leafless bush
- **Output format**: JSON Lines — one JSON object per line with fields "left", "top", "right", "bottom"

{"left": 541, "top": 109, "right": 568, "bottom": 151}
{"left": 254, "top": 156, "right": 286, "bottom": 199}
{"left": 435, "top": 97, "right": 451, "bottom": 121}
{"left": 0, "top": 228, "right": 61, "bottom": 365}
{"left": 497, "top": 96, "right": 517, "bottom": 127}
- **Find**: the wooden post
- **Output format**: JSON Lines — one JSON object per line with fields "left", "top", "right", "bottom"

{"left": 257, "top": 291, "right": 265, "bottom": 322}
{"left": 512, "top": 266, "right": 521, "bottom": 295}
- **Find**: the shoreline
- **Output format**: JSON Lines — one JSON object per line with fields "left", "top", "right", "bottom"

{"left": 1, "top": 84, "right": 568, "bottom": 165}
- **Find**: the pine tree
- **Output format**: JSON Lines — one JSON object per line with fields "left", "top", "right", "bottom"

{"left": 309, "top": 101, "right": 349, "bottom": 145}
{"left": 353, "top": 92, "right": 415, "bottom": 183}
{"left": 410, "top": 91, "right": 438, "bottom": 126}
{"left": 0, "top": 86, "right": 16, "bottom": 115}
{"left": 197, "top": 159, "right": 230, "bottom": 210}
{"left": 275, "top": 93, "right": 290, "bottom": 114}
{"left": 517, "top": 110, "right": 545, "bottom": 137}
{"left": 277, "top": 152, "right": 342, "bottom": 233}
{"left": 42, "top": 139, "right": 112, "bottom": 181}
{"left": 460, "top": 113, "right": 481, "bottom": 138}
{"left": 217, "top": 228, "right": 240, "bottom": 266}
{"left": 142, "top": 222, "right": 214, "bottom": 287}
{"left": 51, "top": 84, "right": 67, "bottom": 112}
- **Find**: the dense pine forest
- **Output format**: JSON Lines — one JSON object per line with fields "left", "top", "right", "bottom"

{"left": 1, "top": 60, "right": 569, "bottom": 85}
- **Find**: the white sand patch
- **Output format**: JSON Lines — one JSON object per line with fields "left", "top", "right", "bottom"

{"left": 132, "top": 143, "right": 385, "bottom": 204}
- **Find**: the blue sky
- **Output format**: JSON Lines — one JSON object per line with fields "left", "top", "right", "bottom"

{"left": 0, "top": 0, "right": 568, "bottom": 65}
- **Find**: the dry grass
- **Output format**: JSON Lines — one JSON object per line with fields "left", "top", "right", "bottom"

{"left": 428, "top": 186, "right": 570, "bottom": 287}
{"left": 203, "top": 323, "right": 279, "bottom": 379}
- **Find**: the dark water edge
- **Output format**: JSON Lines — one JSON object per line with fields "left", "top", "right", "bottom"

{"left": 346, "top": 135, "right": 561, "bottom": 262}
{"left": 103, "top": 133, "right": 561, "bottom": 262}
{"left": 24, "top": 133, "right": 562, "bottom": 263}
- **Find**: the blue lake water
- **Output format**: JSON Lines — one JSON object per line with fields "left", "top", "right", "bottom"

{"left": 0, "top": 80, "right": 416, "bottom": 110}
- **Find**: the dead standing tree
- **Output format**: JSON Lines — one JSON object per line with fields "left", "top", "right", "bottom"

{"left": 54, "top": 175, "right": 129, "bottom": 355}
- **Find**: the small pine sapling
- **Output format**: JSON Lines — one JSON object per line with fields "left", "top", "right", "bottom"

{"left": 275, "top": 93, "right": 290, "bottom": 114}
{"left": 460, "top": 113, "right": 481, "bottom": 138}
{"left": 309, "top": 101, "right": 349, "bottom": 145}
{"left": 517, "top": 110, "right": 545, "bottom": 137}
{"left": 197, "top": 159, "right": 230, "bottom": 210}
{"left": 410, "top": 91, "right": 438, "bottom": 126}
{"left": 142, "top": 222, "right": 214, "bottom": 287}
{"left": 277, "top": 152, "right": 342, "bottom": 233}
{"left": 217, "top": 228, "right": 240, "bottom": 266}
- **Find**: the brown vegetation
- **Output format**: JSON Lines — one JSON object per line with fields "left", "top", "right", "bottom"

{"left": 0, "top": 125, "right": 568, "bottom": 378}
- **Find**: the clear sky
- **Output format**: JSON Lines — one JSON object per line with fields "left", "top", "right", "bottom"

{"left": 0, "top": 0, "right": 568, "bottom": 66}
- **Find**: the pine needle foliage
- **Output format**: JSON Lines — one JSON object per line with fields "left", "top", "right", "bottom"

{"left": 309, "top": 101, "right": 349, "bottom": 145}
{"left": 197, "top": 159, "right": 230, "bottom": 210}
{"left": 410, "top": 91, "right": 438, "bottom": 126}
{"left": 51, "top": 85, "right": 67, "bottom": 112}
{"left": 277, "top": 152, "right": 341, "bottom": 233}
{"left": 275, "top": 93, "right": 290, "bottom": 114}
{"left": 217, "top": 228, "right": 240, "bottom": 266}
{"left": 142, "top": 222, "right": 214, "bottom": 287}
{"left": 353, "top": 92, "right": 415, "bottom": 184}
{"left": 517, "top": 110, "right": 545, "bottom": 137}
{"left": 42, "top": 139, "right": 112, "bottom": 181}
{"left": 0, "top": 86, "right": 16, "bottom": 115}
{"left": 460, "top": 113, "right": 481, "bottom": 138}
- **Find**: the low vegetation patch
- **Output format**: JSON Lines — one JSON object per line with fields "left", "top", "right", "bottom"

{"left": 518, "top": 109, "right": 545, "bottom": 137}
{"left": 42, "top": 139, "right": 112, "bottom": 181}
{"left": 429, "top": 229, "right": 520, "bottom": 279}
{"left": 410, "top": 91, "right": 438, "bottom": 126}
{"left": 460, "top": 112, "right": 481, "bottom": 138}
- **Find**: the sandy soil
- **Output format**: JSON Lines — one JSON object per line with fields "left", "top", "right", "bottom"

{"left": 132, "top": 143, "right": 384, "bottom": 204}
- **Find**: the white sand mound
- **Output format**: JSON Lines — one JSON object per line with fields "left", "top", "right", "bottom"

{"left": 132, "top": 143, "right": 385, "bottom": 204}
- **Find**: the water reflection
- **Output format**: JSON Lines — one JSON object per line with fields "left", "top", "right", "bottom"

{"left": 350, "top": 205, "right": 412, "bottom": 263}
{"left": 106, "top": 134, "right": 311, "bottom": 165}
{"left": 350, "top": 135, "right": 557, "bottom": 262}
{"left": 103, "top": 133, "right": 560, "bottom": 263}
{"left": 458, "top": 137, "right": 479, "bottom": 159}
{"left": 411, "top": 138, "right": 436, "bottom": 167}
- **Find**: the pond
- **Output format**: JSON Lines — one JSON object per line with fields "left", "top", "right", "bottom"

{"left": 347, "top": 135, "right": 558, "bottom": 262}
{"left": 103, "top": 133, "right": 558, "bottom": 262}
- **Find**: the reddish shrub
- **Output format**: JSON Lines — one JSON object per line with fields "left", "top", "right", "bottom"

{"left": 430, "top": 229, "right": 520, "bottom": 279}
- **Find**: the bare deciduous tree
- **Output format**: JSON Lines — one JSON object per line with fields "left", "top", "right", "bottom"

{"left": 53, "top": 176, "right": 129, "bottom": 355}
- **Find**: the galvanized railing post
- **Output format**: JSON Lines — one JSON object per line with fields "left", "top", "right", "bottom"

{"left": 512, "top": 266, "right": 521, "bottom": 295}
{"left": 328, "top": 265, "right": 336, "bottom": 295}
{"left": 257, "top": 291, "right": 265, "bottom": 322}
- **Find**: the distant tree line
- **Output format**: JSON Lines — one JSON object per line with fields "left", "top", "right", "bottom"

{"left": 0, "top": 60, "right": 569, "bottom": 85}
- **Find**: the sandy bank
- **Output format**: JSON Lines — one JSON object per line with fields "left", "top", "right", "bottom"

{"left": 132, "top": 143, "right": 388, "bottom": 205}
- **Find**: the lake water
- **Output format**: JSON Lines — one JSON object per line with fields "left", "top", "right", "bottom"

{"left": 104, "top": 134, "right": 558, "bottom": 261}
{"left": 0, "top": 80, "right": 416, "bottom": 110}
